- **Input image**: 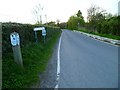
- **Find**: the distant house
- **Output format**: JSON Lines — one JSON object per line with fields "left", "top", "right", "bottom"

{"left": 118, "top": 1, "right": 120, "bottom": 16}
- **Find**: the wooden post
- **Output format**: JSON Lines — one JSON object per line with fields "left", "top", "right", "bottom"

{"left": 0, "top": 23, "right": 1, "bottom": 60}
{"left": 12, "top": 45, "right": 23, "bottom": 67}
{"left": 43, "top": 36, "right": 45, "bottom": 44}
{"left": 10, "top": 32, "right": 23, "bottom": 68}
{"left": 34, "top": 31, "right": 38, "bottom": 44}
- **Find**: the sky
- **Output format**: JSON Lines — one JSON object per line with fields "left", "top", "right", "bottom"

{"left": 0, "top": 0, "right": 119, "bottom": 24}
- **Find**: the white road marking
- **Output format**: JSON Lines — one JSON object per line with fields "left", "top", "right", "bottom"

{"left": 74, "top": 30, "right": 119, "bottom": 47}
{"left": 55, "top": 84, "right": 58, "bottom": 88}
{"left": 55, "top": 32, "right": 62, "bottom": 88}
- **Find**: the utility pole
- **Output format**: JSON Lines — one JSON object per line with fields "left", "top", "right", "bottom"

{"left": 45, "top": 14, "right": 47, "bottom": 25}
{"left": 0, "top": 22, "right": 1, "bottom": 60}
{"left": 118, "top": 1, "right": 120, "bottom": 16}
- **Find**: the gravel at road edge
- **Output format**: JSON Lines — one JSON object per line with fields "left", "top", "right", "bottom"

{"left": 31, "top": 37, "right": 59, "bottom": 88}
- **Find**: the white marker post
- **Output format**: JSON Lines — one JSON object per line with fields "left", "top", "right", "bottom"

{"left": 10, "top": 32, "right": 23, "bottom": 68}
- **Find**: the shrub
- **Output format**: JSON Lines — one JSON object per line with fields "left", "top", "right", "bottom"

{"left": 2, "top": 23, "right": 60, "bottom": 58}
{"left": 2, "top": 22, "right": 61, "bottom": 89}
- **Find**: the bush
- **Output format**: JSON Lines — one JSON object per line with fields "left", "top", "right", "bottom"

{"left": 2, "top": 23, "right": 60, "bottom": 58}
{"left": 67, "top": 16, "right": 85, "bottom": 30}
{"left": 2, "top": 22, "right": 61, "bottom": 88}
{"left": 96, "top": 16, "right": 120, "bottom": 36}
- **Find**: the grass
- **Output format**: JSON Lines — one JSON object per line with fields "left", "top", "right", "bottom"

{"left": 77, "top": 28, "right": 120, "bottom": 40}
{"left": 2, "top": 30, "right": 61, "bottom": 89}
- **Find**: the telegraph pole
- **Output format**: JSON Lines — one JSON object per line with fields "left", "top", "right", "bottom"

{"left": 118, "top": 1, "right": 120, "bottom": 16}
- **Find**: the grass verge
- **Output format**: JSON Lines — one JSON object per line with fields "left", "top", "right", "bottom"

{"left": 77, "top": 28, "right": 120, "bottom": 40}
{"left": 2, "top": 30, "right": 61, "bottom": 89}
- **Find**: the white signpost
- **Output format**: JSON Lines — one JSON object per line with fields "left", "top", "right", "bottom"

{"left": 33, "top": 27, "right": 46, "bottom": 43}
{"left": 42, "top": 29, "right": 46, "bottom": 36}
{"left": 10, "top": 32, "right": 23, "bottom": 68}
{"left": 33, "top": 27, "right": 45, "bottom": 31}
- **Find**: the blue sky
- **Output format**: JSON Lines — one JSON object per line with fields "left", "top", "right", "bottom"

{"left": 0, "top": 0, "right": 119, "bottom": 24}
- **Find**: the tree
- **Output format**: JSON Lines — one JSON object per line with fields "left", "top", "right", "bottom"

{"left": 47, "top": 21, "right": 56, "bottom": 26}
{"left": 33, "top": 4, "right": 43, "bottom": 24}
{"left": 76, "top": 10, "right": 83, "bottom": 19}
{"left": 59, "top": 22, "right": 67, "bottom": 29}
{"left": 67, "top": 15, "right": 84, "bottom": 30}
{"left": 67, "top": 10, "right": 85, "bottom": 30}
{"left": 87, "top": 4, "right": 106, "bottom": 30}
{"left": 56, "top": 19, "right": 60, "bottom": 27}
{"left": 87, "top": 4, "right": 120, "bottom": 36}
{"left": 105, "top": 13, "right": 113, "bottom": 19}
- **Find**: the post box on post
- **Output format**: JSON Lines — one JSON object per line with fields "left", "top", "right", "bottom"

{"left": 10, "top": 32, "right": 23, "bottom": 68}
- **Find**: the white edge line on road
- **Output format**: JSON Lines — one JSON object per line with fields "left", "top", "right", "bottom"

{"left": 74, "top": 30, "right": 119, "bottom": 47}
{"left": 55, "top": 32, "right": 62, "bottom": 88}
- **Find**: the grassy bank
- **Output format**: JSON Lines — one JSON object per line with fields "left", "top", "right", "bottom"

{"left": 77, "top": 28, "right": 120, "bottom": 40}
{"left": 2, "top": 28, "right": 61, "bottom": 89}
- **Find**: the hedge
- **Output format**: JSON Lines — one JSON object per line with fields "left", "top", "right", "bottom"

{"left": 2, "top": 22, "right": 61, "bottom": 89}
{"left": 2, "top": 23, "right": 60, "bottom": 58}
{"left": 96, "top": 16, "right": 120, "bottom": 36}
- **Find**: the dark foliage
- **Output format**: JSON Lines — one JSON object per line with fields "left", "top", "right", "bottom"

{"left": 2, "top": 23, "right": 60, "bottom": 58}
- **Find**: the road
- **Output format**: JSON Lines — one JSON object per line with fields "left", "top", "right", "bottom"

{"left": 58, "top": 30, "right": 118, "bottom": 88}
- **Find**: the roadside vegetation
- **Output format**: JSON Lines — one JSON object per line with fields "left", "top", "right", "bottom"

{"left": 2, "top": 3, "right": 120, "bottom": 89}
{"left": 67, "top": 5, "right": 120, "bottom": 40}
{"left": 77, "top": 29, "right": 120, "bottom": 40}
{"left": 2, "top": 23, "right": 61, "bottom": 88}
